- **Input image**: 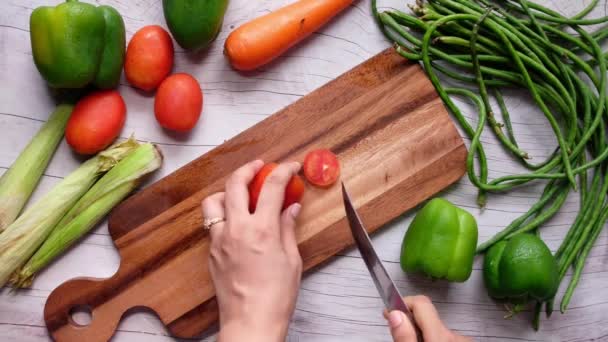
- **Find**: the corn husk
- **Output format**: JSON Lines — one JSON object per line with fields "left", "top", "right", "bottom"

{"left": 0, "top": 138, "right": 140, "bottom": 287}
{"left": 12, "top": 143, "right": 162, "bottom": 287}
{"left": 0, "top": 104, "right": 74, "bottom": 233}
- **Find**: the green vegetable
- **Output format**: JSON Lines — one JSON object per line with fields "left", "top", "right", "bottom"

{"left": 372, "top": 0, "right": 608, "bottom": 326}
{"left": 400, "top": 198, "right": 478, "bottom": 282}
{"left": 94, "top": 6, "right": 127, "bottom": 88}
{"left": 30, "top": 0, "right": 126, "bottom": 89}
{"left": 12, "top": 143, "right": 162, "bottom": 287}
{"left": 0, "top": 139, "right": 140, "bottom": 287}
{"left": 0, "top": 104, "right": 74, "bottom": 233}
{"left": 483, "top": 234, "right": 558, "bottom": 302}
{"left": 163, "top": 0, "right": 229, "bottom": 51}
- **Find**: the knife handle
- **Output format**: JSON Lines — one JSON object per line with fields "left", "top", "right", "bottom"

{"left": 403, "top": 309, "right": 424, "bottom": 342}
{"left": 392, "top": 296, "right": 423, "bottom": 341}
{"left": 409, "top": 316, "right": 424, "bottom": 342}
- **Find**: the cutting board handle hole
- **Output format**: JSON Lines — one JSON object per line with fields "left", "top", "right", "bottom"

{"left": 68, "top": 305, "right": 93, "bottom": 327}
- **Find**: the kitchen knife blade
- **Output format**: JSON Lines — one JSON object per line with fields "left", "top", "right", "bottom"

{"left": 341, "top": 183, "right": 422, "bottom": 341}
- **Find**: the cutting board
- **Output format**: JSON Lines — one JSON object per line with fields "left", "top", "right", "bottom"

{"left": 44, "top": 48, "right": 467, "bottom": 341}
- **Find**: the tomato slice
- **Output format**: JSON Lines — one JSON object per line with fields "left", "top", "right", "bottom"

{"left": 303, "top": 149, "right": 340, "bottom": 187}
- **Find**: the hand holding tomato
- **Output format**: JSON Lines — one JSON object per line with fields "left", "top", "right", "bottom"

{"left": 202, "top": 161, "right": 303, "bottom": 342}
{"left": 66, "top": 90, "right": 126, "bottom": 155}
{"left": 249, "top": 163, "right": 305, "bottom": 213}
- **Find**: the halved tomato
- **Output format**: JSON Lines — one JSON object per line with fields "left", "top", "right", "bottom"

{"left": 248, "top": 163, "right": 305, "bottom": 213}
{"left": 303, "top": 149, "right": 340, "bottom": 187}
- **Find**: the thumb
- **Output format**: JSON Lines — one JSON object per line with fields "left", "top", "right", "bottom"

{"left": 280, "top": 203, "right": 301, "bottom": 261}
{"left": 387, "top": 310, "right": 417, "bottom": 342}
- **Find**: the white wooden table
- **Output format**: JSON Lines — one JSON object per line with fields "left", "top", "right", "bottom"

{"left": 1, "top": 0, "right": 607, "bottom": 341}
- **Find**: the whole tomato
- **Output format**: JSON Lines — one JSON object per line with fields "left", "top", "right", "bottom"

{"left": 125, "top": 25, "right": 174, "bottom": 91}
{"left": 66, "top": 90, "right": 126, "bottom": 155}
{"left": 248, "top": 163, "right": 305, "bottom": 213}
{"left": 154, "top": 73, "right": 203, "bottom": 132}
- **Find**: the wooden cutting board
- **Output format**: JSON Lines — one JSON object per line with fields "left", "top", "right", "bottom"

{"left": 44, "top": 48, "right": 467, "bottom": 341}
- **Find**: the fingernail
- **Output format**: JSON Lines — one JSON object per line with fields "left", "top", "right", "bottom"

{"left": 388, "top": 311, "right": 403, "bottom": 328}
{"left": 290, "top": 203, "right": 302, "bottom": 218}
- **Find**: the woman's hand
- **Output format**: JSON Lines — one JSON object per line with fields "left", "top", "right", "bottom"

{"left": 202, "top": 160, "right": 303, "bottom": 342}
{"left": 385, "top": 296, "right": 470, "bottom": 342}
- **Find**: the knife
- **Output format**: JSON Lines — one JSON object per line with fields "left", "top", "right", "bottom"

{"left": 341, "top": 183, "right": 423, "bottom": 341}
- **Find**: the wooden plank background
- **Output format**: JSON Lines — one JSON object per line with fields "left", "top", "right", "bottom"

{"left": 0, "top": 0, "right": 606, "bottom": 341}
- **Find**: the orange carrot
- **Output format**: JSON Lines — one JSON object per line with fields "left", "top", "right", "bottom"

{"left": 224, "top": 0, "right": 354, "bottom": 71}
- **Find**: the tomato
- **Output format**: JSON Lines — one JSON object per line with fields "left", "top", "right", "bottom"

{"left": 66, "top": 90, "right": 126, "bottom": 155}
{"left": 248, "top": 163, "right": 305, "bottom": 213}
{"left": 303, "top": 149, "right": 340, "bottom": 187}
{"left": 125, "top": 25, "right": 174, "bottom": 91}
{"left": 154, "top": 73, "right": 203, "bottom": 132}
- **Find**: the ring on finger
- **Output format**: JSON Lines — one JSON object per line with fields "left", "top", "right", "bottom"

{"left": 203, "top": 217, "right": 226, "bottom": 230}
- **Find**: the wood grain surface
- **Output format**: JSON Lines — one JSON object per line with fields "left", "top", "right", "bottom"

{"left": 43, "top": 48, "right": 466, "bottom": 341}
{"left": 3, "top": 1, "right": 608, "bottom": 341}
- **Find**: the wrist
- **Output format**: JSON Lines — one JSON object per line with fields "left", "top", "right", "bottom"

{"left": 219, "top": 318, "right": 288, "bottom": 342}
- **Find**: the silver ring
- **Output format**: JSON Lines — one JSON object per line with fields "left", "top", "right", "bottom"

{"left": 203, "top": 217, "right": 225, "bottom": 230}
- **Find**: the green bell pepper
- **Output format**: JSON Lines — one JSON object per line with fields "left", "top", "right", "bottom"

{"left": 483, "top": 233, "right": 558, "bottom": 302}
{"left": 162, "top": 0, "right": 229, "bottom": 51}
{"left": 400, "top": 198, "right": 478, "bottom": 282}
{"left": 30, "top": 0, "right": 125, "bottom": 89}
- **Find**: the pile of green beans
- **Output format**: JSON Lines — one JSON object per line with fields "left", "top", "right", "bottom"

{"left": 372, "top": 0, "right": 608, "bottom": 328}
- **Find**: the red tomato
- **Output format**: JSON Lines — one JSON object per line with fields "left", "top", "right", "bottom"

{"left": 303, "top": 149, "right": 340, "bottom": 187}
{"left": 66, "top": 90, "right": 126, "bottom": 155}
{"left": 125, "top": 25, "right": 174, "bottom": 91}
{"left": 248, "top": 163, "right": 305, "bottom": 213}
{"left": 154, "top": 73, "right": 203, "bottom": 132}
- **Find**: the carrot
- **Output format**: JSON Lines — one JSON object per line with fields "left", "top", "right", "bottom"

{"left": 224, "top": 0, "right": 354, "bottom": 71}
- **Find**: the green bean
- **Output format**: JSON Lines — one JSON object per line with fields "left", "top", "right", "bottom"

{"left": 540, "top": 24, "right": 595, "bottom": 56}
{"left": 423, "top": 15, "right": 577, "bottom": 189}
{"left": 560, "top": 205, "right": 608, "bottom": 312}
{"left": 591, "top": 27, "right": 608, "bottom": 44}
{"left": 515, "top": 1, "right": 608, "bottom": 25}
{"left": 555, "top": 169, "right": 603, "bottom": 259}
{"left": 420, "top": 15, "right": 494, "bottom": 204}
{"left": 503, "top": 0, "right": 604, "bottom": 24}
{"left": 447, "top": 0, "right": 561, "bottom": 75}
{"left": 382, "top": 12, "right": 525, "bottom": 88}
{"left": 388, "top": 15, "right": 585, "bottom": 191}
{"left": 371, "top": 0, "right": 390, "bottom": 40}
{"left": 493, "top": 88, "right": 558, "bottom": 170}
{"left": 485, "top": 3, "right": 602, "bottom": 87}
{"left": 567, "top": 0, "right": 601, "bottom": 20}
{"left": 433, "top": 36, "right": 496, "bottom": 55}
{"left": 558, "top": 173, "right": 608, "bottom": 281}
{"left": 439, "top": 4, "right": 578, "bottom": 186}
{"left": 392, "top": 8, "right": 507, "bottom": 54}
{"left": 519, "top": 2, "right": 578, "bottom": 108}
{"left": 455, "top": 0, "right": 599, "bottom": 144}
{"left": 505, "top": 184, "right": 569, "bottom": 237}
{"left": 471, "top": 10, "right": 531, "bottom": 160}
{"left": 443, "top": 86, "right": 489, "bottom": 206}
{"left": 431, "top": 62, "right": 510, "bottom": 86}
{"left": 476, "top": 183, "right": 562, "bottom": 253}
{"left": 547, "top": 169, "right": 602, "bottom": 316}
{"left": 493, "top": 90, "right": 516, "bottom": 144}
{"left": 577, "top": 152, "right": 588, "bottom": 210}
